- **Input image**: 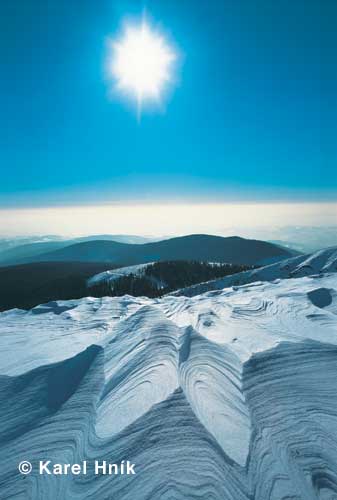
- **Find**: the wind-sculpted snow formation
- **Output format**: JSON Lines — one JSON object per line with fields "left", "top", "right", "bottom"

{"left": 172, "top": 246, "right": 337, "bottom": 297}
{"left": 0, "top": 270, "right": 337, "bottom": 498}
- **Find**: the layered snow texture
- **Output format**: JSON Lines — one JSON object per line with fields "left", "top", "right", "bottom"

{"left": 172, "top": 246, "right": 337, "bottom": 297}
{"left": 0, "top": 272, "right": 337, "bottom": 499}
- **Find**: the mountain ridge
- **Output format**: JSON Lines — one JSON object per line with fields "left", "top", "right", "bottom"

{"left": 0, "top": 234, "right": 155, "bottom": 266}
{"left": 20, "top": 234, "right": 298, "bottom": 267}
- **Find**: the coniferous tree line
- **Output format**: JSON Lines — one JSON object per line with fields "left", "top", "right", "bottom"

{"left": 90, "top": 260, "right": 253, "bottom": 298}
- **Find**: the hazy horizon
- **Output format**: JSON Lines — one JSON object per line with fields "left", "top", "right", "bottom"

{"left": 0, "top": 202, "right": 336, "bottom": 239}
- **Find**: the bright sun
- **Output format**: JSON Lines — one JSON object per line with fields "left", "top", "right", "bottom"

{"left": 107, "top": 20, "right": 176, "bottom": 111}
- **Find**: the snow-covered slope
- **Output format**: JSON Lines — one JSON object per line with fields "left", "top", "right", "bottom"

{"left": 87, "top": 262, "right": 166, "bottom": 294}
{"left": 87, "top": 263, "right": 152, "bottom": 287}
{"left": 0, "top": 271, "right": 337, "bottom": 499}
{"left": 172, "top": 246, "right": 337, "bottom": 297}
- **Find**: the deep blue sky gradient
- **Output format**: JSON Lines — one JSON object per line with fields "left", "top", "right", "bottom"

{"left": 0, "top": 0, "right": 335, "bottom": 207}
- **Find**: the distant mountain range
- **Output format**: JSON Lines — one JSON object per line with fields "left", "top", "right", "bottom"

{"left": 224, "top": 226, "right": 337, "bottom": 253}
{"left": 0, "top": 235, "right": 155, "bottom": 266}
{"left": 0, "top": 235, "right": 64, "bottom": 255}
{"left": 0, "top": 234, "right": 298, "bottom": 311}
{"left": 3, "top": 234, "right": 298, "bottom": 267}
{"left": 0, "top": 240, "right": 334, "bottom": 313}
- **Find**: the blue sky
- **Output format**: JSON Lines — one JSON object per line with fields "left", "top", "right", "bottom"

{"left": 0, "top": 0, "right": 335, "bottom": 209}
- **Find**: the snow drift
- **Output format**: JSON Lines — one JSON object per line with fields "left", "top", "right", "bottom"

{"left": 0, "top": 270, "right": 337, "bottom": 499}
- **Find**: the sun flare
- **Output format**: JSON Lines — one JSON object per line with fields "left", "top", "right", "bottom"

{"left": 108, "top": 20, "right": 176, "bottom": 111}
